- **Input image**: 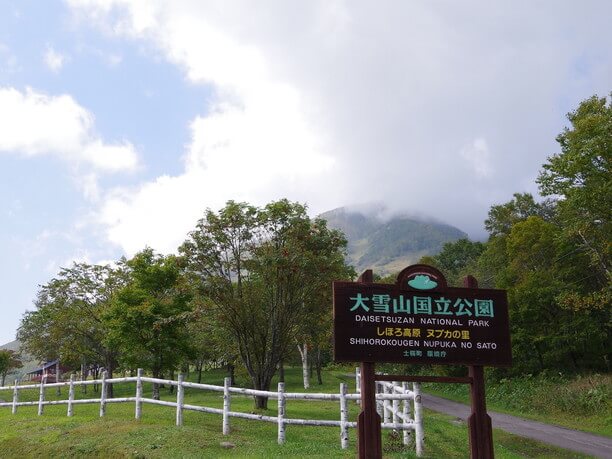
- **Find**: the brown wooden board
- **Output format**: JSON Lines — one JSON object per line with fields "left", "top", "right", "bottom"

{"left": 333, "top": 278, "right": 512, "bottom": 366}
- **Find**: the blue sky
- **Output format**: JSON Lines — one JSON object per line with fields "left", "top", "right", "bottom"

{"left": 1, "top": 0, "right": 611, "bottom": 344}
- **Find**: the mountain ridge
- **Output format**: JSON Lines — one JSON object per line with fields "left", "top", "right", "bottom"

{"left": 319, "top": 206, "right": 466, "bottom": 275}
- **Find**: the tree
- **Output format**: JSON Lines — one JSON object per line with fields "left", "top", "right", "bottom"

{"left": 537, "top": 94, "right": 611, "bottom": 284}
{"left": 293, "top": 218, "right": 354, "bottom": 388}
{"left": 104, "top": 249, "right": 195, "bottom": 400}
{"left": 484, "top": 193, "right": 556, "bottom": 237}
{"left": 18, "top": 262, "right": 128, "bottom": 394}
{"left": 486, "top": 216, "right": 609, "bottom": 373}
{"left": 478, "top": 193, "right": 557, "bottom": 289}
{"left": 0, "top": 350, "right": 22, "bottom": 386}
{"left": 180, "top": 200, "right": 351, "bottom": 408}
{"left": 432, "top": 238, "right": 485, "bottom": 286}
{"left": 186, "top": 299, "right": 239, "bottom": 384}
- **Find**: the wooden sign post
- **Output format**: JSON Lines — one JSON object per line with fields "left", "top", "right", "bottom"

{"left": 464, "top": 275, "right": 494, "bottom": 458}
{"left": 355, "top": 270, "right": 381, "bottom": 458}
{"left": 333, "top": 265, "right": 511, "bottom": 459}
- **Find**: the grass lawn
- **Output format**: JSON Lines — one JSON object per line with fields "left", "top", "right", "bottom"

{"left": 0, "top": 367, "right": 595, "bottom": 458}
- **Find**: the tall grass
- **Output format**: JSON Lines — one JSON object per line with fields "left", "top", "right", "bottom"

{"left": 424, "top": 372, "right": 611, "bottom": 435}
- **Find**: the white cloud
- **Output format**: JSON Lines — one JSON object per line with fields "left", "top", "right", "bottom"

{"left": 99, "top": 107, "right": 335, "bottom": 254}
{"left": 44, "top": 46, "right": 68, "bottom": 73}
{"left": 460, "top": 138, "right": 493, "bottom": 179}
{"left": 66, "top": 0, "right": 612, "bottom": 253}
{"left": 0, "top": 87, "right": 139, "bottom": 173}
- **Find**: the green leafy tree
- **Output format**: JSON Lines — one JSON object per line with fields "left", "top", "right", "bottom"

{"left": 0, "top": 350, "right": 23, "bottom": 386}
{"left": 293, "top": 218, "right": 354, "bottom": 388}
{"left": 180, "top": 200, "right": 351, "bottom": 408}
{"left": 489, "top": 216, "right": 609, "bottom": 373}
{"left": 537, "top": 94, "right": 611, "bottom": 285}
{"left": 536, "top": 94, "right": 611, "bottom": 370}
{"left": 18, "top": 262, "right": 128, "bottom": 391}
{"left": 484, "top": 193, "right": 556, "bottom": 237}
{"left": 186, "top": 299, "right": 239, "bottom": 384}
{"left": 105, "top": 249, "right": 195, "bottom": 399}
{"left": 432, "top": 238, "right": 485, "bottom": 285}
{"left": 478, "top": 193, "right": 556, "bottom": 289}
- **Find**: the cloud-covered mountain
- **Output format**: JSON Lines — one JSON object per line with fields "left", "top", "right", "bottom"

{"left": 320, "top": 205, "right": 466, "bottom": 276}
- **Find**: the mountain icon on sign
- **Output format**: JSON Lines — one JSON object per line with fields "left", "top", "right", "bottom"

{"left": 408, "top": 275, "right": 438, "bottom": 290}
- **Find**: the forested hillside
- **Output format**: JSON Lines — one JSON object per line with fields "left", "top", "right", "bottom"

{"left": 320, "top": 206, "right": 466, "bottom": 275}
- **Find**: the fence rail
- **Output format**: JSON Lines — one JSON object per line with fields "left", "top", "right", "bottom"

{"left": 0, "top": 368, "right": 424, "bottom": 455}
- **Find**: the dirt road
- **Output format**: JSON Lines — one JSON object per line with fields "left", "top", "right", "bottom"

{"left": 422, "top": 393, "right": 612, "bottom": 458}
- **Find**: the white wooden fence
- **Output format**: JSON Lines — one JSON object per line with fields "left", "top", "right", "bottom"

{"left": 0, "top": 368, "right": 424, "bottom": 455}
{"left": 355, "top": 367, "right": 425, "bottom": 456}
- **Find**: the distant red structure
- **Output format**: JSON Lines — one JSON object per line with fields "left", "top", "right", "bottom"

{"left": 24, "top": 359, "right": 70, "bottom": 383}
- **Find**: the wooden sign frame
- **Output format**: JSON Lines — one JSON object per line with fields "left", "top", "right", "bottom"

{"left": 334, "top": 267, "right": 505, "bottom": 459}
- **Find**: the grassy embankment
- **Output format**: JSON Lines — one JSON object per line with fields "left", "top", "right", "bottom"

{"left": 423, "top": 372, "right": 611, "bottom": 437}
{"left": 0, "top": 367, "right": 595, "bottom": 458}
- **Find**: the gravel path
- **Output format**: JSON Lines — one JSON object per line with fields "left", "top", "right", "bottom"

{"left": 421, "top": 393, "right": 612, "bottom": 458}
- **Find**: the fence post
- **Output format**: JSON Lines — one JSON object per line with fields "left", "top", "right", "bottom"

{"left": 277, "top": 382, "right": 285, "bottom": 445}
{"left": 383, "top": 383, "right": 391, "bottom": 424}
{"left": 413, "top": 382, "right": 424, "bottom": 456}
{"left": 81, "top": 363, "right": 87, "bottom": 394}
{"left": 392, "top": 381, "right": 400, "bottom": 429}
{"left": 99, "top": 370, "right": 107, "bottom": 417}
{"left": 135, "top": 368, "right": 143, "bottom": 420}
{"left": 402, "top": 382, "right": 412, "bottom": 446}
{"left": 340, "top": 382, "right": 349, "bottom": 449}
{"left": 355, "top": 367, "right": 361, "bottom": 405}
{"left": 37, "top": 375, "right": 46, "bottom": 416}
{"left": 67, "top": 374, "right": 75, "bottom": 417}
{"left": 11, "top": 379, "right": 18, "bottom": 415}
{"left": 176, "top": 373, "right": 184, "bottom": 426}
{"left": 376, "top": 381, "right": 383, "bottom": 418}
{"left": 223, "top": 377, "right": 231, "bottom": 435}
